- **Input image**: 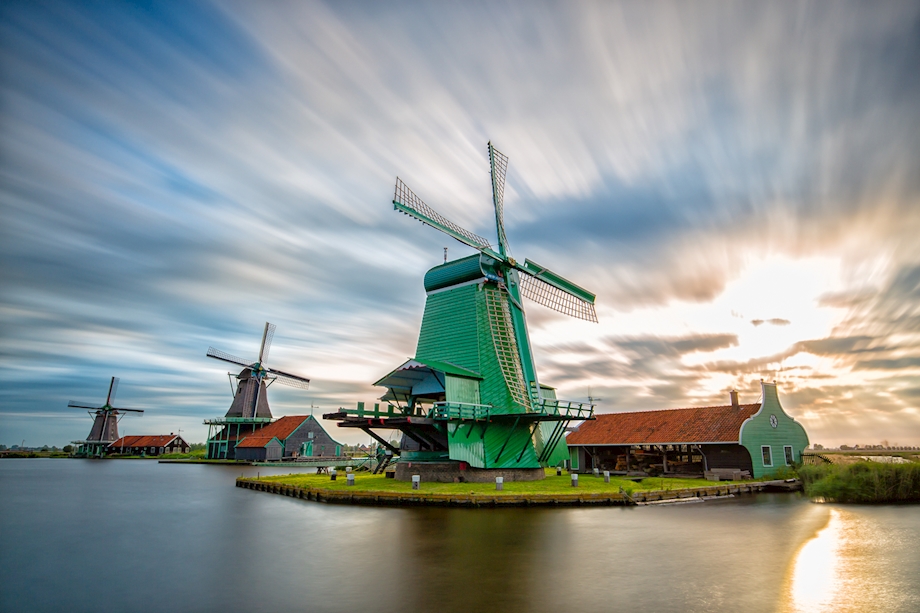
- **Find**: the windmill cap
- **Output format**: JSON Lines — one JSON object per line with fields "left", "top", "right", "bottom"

{"left": 424, "top": 254, "right": 487, "bottom": 292}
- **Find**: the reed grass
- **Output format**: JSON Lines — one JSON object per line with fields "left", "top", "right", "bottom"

{"left": 799, "top": 461, "right": 920, "bottom": 503}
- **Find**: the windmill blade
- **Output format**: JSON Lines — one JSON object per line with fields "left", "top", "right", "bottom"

{"left": 206, "top": 347, "right": 253, "bottom": 369}
{"left": 516, "top": 261, "right": 598, "bottom": 322}
{"left": 112, "top": 407, "right": 145, "bottom": 413}
{"left": 106, "top": 376, "right": 120, "bottom": 405}
{"left": 393, "top": 177, "right": 493, "bottom": 251}
{"left": 259, "top": 322, "right": 276, "bottom": 363}
{"left": 68, "top": 401, "right": 100, "bottom": 409}
{"left": 488, "top": 142, "right": 510, "bottom": 255}
{"left": 266, "top": 367, "right": 310, "bottom": 390}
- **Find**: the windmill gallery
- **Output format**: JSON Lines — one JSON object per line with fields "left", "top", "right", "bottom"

{"left": 67, "top": 143, "right": 809, "bottom": 484}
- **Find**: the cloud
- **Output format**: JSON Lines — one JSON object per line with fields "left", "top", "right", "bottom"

{"left": 1, "top": 1, "right": 919, "bottom": 447}
{"left": 751, "top": 318, "right": 790, "bottom": 327}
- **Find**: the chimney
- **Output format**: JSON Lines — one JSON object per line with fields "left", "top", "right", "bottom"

{"left": 729, "top": 390, "right": 739, "bottom": 408}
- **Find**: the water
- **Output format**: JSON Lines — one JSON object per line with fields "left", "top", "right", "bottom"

{"left": 1, "top": 460, "right": 918, "bottom": 613}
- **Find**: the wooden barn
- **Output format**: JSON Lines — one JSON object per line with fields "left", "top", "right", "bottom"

{"left": 566, "top": 381, "right": 808, "bottom": 479}
{"left": 234, "top": 415, "right": 343, "bottom": 461}
{"left": 108, "top": 434, "right": 190, "bottom": 456}
{"left": 234, "top": 435, "right": 284, "bottom": 462}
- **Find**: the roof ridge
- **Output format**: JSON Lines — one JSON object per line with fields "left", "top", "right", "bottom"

{"left": 595, "top": 402, "right": 760, "bottom": 417}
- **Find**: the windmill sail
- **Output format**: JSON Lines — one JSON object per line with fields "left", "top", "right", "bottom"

{"left": 259, "top": 322, "right": 276, "bottom": 363}
{"left": 106, "top": 376, "right": 119, "bottom": 406}
{"left": 517, "top": 269, "right": 598, "bottom": 322}
{"left": 489, "top": 142, "right": 510, "bottom": 255}
{"left": 394, "top": 178, "right": 492, "bottom": 250}
{"left": 206, "top": 347, "right": 253, "bottom": 368}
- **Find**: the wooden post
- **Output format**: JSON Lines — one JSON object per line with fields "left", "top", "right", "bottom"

{"left": 556, "top": 467, "right": 562, "bottom": 476}
{"left": 604, "top": 470, "right": 610, "bottom": 483}
{"left": 330, "top": 469, "right": 337, "bottom": 481}
{"left": 412, "top": 475, "right": 420, "bottom": 490}
{"left": 571, "top": 474, "right": 578, "bottom": 487}
{"left": 496, "top": 476, "right": 503, "bottom": 491}
{"left": 346, "top": 473, "right": 355, "bottom": 486}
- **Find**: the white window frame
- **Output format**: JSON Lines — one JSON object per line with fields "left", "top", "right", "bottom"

{"left": 784, "top": 445, "right": 794, "bottom": 465}
{"left": 761, "top": 445, "right": 773, "bottom": 467}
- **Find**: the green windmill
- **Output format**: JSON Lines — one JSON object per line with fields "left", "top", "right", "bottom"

{"left": 326, "top": 143, "right": 597, "bottom": 481}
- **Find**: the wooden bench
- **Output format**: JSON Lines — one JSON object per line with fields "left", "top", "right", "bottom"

{"left": 705, "top": 468, "right": 749, "bottom": 481}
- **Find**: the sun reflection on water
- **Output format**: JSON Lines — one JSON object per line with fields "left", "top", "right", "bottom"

{"left": 782, "top": 506, "right": 915, "bottom": 613}
{"left": 787, "top": 509, "right": 842, "bottom": 612}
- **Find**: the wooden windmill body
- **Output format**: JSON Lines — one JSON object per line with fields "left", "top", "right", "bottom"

{"left": 203, "top": 322, "right": 310, "bottom": 459}
{"left": 69, "top": 377, "right": 143, "bottom": 457}
{"left": 326, "top": 143, "right": 597, "bottom": 481}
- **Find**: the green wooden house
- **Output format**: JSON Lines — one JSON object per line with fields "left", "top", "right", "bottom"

{"left": 566, "top": 382, "right": 809, "bottom": 479}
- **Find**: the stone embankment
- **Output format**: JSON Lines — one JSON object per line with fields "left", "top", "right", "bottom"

{"left": 236, "top": 478, "right": 798, "bottom": 507}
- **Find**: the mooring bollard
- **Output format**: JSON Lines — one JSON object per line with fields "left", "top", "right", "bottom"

{"left": 345, "top": 466, "right": 352, "bottom": 474}
{"left": 604, "top": 470, "right": 610, "bottom": 483}
{"left": 346, "top": 473, "right": 355, "bottom": 486}
{"left": 593, "top": 468, "right": 599, "bottom": 477}
{"left": 496, "top": 476, "right": 504, "bottom": 491}
{"left": 412, "top": 475, "right": 420, "bottom": 490}
{"left": 330, "top": 469, "right": 337, "bottom": 481}
{"left": 556, "top": 467, "right": 562, "bottom": 476}
{"left": 571, "top": 473, "right": 579, "bottom": 487}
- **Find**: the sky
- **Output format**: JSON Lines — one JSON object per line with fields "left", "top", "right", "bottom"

{"left": 1, "top": 1, "right": 919, "bottom": 448}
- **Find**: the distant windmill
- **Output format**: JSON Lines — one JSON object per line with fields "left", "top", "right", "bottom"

{"left": 69, "top": 377, "right": 143, "bottom": 457}
{"left": 204, "top": 322, "right": 310, "bottom": 459}
{"left": 206, "top": 322, "right": 310, "bottom": 419}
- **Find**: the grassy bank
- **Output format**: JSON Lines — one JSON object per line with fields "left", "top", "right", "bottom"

{"left": 799, "top": 461, "right": 920, "bottom": 503}
{"left": 259, "top": 470, "right": 720, "bottom": 497}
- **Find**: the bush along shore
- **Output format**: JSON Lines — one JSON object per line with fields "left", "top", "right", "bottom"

{"left": 799, "top": 461, "right": 920, "bottom": 503}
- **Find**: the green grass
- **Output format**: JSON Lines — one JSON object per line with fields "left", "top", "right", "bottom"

{"left": 256, "top": 469, "right": 721, "bottom": 496}
{"left": 799, "top": 461, "right": 920, "bottom": 503}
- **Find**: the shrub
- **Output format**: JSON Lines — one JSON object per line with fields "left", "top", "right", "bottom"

{"left": 799, "top": 461, "right": 920, "bottom": 503}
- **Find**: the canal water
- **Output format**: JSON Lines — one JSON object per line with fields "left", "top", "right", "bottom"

{"left": 1, "top": 459, "right": 918, "bottom": 613}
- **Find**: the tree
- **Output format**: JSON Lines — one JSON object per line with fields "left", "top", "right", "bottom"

{"left": 63, "top": 445, "right": 73, "bottom": 453}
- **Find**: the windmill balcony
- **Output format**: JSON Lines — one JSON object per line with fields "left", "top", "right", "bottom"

{"left": 429, "top": 402, "right": 494, "bottom": 421}
{"left": 534, "top": 399, "right": 595, "bottom": 420}
{"left": 429, "top": 400, "right": 594, "bottom": 422}
{"left": 203, "top": 417, "right": 274, "bottom": 425}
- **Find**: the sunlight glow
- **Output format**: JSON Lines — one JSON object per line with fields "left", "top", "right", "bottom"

{"left": 787, "top": 509, "right": 842, "bottom": 612}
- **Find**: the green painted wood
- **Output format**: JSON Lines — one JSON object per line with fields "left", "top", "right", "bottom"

{"left": 445, "top": 375, "right": 481, "bottom": 404}
{"left": 416, "top": 284, "right": 481, "bottom": 374}
{"left": 424, "top": 255, "right": 484, "bottom": 292}
{"left": 569, "top": 446, "right": 580, "bottom": 470}
{"left": 740, "top": 382, "right": 810, "bottom": 478}
{"left": 447, "top": 422, "right": 486, "bottom": 466}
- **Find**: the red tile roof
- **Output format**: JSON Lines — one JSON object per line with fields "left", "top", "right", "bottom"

{"left": 566, "top": 403, "right": 761, "bottom": 446}
{"left": 254, "top": 415, "right": 312, "bottom": 440}
{"left": 235, "top": 435, "right": 279, "bottom": 448}
{"left": 109, "top": 435, "right": 182, "bottom": 448}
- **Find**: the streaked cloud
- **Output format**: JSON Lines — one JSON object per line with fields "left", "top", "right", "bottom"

{"left": 1, "top": 1, "right": 918, "bottom": 447}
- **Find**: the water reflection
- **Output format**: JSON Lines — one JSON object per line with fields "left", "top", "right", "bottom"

{"left": 3, "top": 462, "right": 918, "bottom": 613}
{"left": 787, "top": 509, "right": 840, "bottom": 612}
{"left": 783, "top": 506, "right": 920, "bottom": 613}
